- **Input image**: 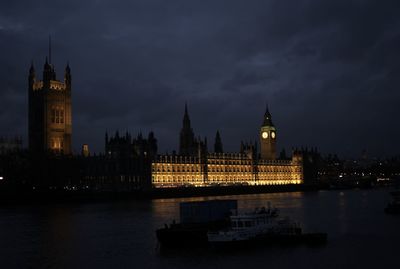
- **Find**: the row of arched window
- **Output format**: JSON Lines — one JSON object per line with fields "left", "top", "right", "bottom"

{"left": 208, "top": 165, "right": 252, "bottom": 173}
{"left": 152, "top": 165, "right": 201, "bottom": 173}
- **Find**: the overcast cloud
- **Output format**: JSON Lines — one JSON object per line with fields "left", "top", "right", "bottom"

{"left": 1, "top": 0, "right": 400, "bottom": 158}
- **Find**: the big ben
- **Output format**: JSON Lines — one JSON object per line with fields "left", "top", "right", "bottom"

{"left": 260, "top": 105, "right": 276, "bottom": 160}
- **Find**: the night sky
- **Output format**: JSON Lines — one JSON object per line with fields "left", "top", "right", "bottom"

{"left": 1, "top": 0, "right": 400, "bottom": 158}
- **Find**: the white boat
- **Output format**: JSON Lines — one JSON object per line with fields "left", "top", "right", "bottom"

{"left": 207, "top": 204, "right": 326, "bottom": 246}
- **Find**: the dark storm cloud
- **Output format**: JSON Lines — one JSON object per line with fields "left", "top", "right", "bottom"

{"left": 1, "top": 0, "right": 400, "bottom": 158}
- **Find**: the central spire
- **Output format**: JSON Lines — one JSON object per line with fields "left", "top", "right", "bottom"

{"left": 179, "top": 102, "right": 196, "bottom": 155}
{"left": 49, "top": 35, "right": 52, "bottom": 64}
{"left": 183, "top": 102, "right": 191, "bottom": 128}
{"left": 263, "top": 103, "right": 274, "bottom": 126}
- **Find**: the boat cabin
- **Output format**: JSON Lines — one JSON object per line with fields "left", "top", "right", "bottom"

{"left": 230, "top": 213, "right": 275, "bottom": 230}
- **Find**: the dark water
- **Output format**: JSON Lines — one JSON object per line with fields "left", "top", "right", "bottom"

{"left": 1, "top": 189, "right": 399, "bottom": 269}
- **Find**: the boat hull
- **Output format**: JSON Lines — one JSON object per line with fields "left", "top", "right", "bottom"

{"left": 157, "top": 226, "right": 327, "bottom": 249}
{"left": 209, "top": 233, "right": 328, "bottom": 248}
{"left": 156, "top": 226, "right": 209, "bottom": 248}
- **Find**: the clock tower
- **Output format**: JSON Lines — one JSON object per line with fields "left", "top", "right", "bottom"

{"left": 260, "top": 105, "right": 276, "bottom": 160}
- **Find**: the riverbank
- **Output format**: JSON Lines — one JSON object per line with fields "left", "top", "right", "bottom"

{"left": 0, "top": 184, "right": 332, "bottom": 205}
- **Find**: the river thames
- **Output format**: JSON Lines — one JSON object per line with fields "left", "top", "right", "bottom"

{"left": 1, "top": 188, "right": 399, "bottom": 268}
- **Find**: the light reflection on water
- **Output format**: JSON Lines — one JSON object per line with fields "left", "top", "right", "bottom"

{"left": 1, "top": 188, "right": 399, "bottom": 269}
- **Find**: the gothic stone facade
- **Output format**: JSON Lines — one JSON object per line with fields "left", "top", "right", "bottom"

{"left": 28, "top": 59, "right": 72, "bottom": 154}
{"left": 151, "top": 153, "right": 303, "bottom": 188}
{"left": 151, "top": 105, "right": 304, "bottom": 188}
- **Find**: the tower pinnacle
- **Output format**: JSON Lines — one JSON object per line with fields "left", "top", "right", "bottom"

{"left": 263, "top": 103, "right": 274, "bottom": 127}
{"left": 183, "top": 102, "right": 191, "bottom": 129}
{"left": 29, "top": 61, "right": 35, "bottom": 74}
{"left": 179, "top": 103, "right": 196, "bottom": 155}
{"left": 49, "top": 35, "right": 52, "bottom": 64}
{"left": 214, "top": 130, "right": 223, "bottom": 153}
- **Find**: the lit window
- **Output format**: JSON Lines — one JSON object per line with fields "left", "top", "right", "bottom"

{"left": 60, "top": 109, "right": 64, "bottom": 124}
{"left": 55, "top": 110, "right": 59, "bottom": 123}
{"left": 51, "top": 107, "right": 64, "bottom": 124}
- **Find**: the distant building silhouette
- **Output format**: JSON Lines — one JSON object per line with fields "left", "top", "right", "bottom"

{"left": 28, "top": 49, "right": 72, "bottom": 154}
{"left": 105, "top": 131, "right": 157, "bottom": 158}
{"left": 292, "top": 147, "right": 322, "bottom": 185}
{"left": 0, "top": 136, "right": 22, "bottom": 155}
{"left": 79, "top": 131, "right": 158, "bottom": 191}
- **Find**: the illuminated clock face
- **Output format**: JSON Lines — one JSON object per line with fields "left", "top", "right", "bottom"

{"left": 271, "top": 131, "right": 276, "bottom": 139}
{"left": 262, "top": 131, "right": 268, "bottom": 139}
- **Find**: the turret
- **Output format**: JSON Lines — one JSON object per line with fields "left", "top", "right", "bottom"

{"left": 103, "top": 131, "right": 108, "bottom": 154}
{"left": 29, "top": 62, "right": 35, "bottom": 78}
{"left": 65, "top": 62, "right": 71, "bottom": 89}
{"left": 148, "top": 131, "right": 158, "bottom": 156}
{"left": 183, "top": 102, "right": 191, "bottom": 129}
{"left": 179, "top": 103, "right": 196, "bottom": 155}
{"left": 28, "top": 62, "right": 36, "bottom": 89}
{"left": 214, "top": 130, "right": 223, "bottom": 153}
{"left": 43, "top": 57, "right": 56, "bottom": 82}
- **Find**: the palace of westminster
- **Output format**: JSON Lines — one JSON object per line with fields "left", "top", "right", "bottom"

{"left": 15, "top": 52, "right": 305, "bottom": 190}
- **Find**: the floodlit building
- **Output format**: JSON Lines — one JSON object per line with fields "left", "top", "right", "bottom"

{"left": 28, "top": 44, "right": 72, "bottom": 154}
{"left": 151, "top": 105, "right": 303, "bottom": 188}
